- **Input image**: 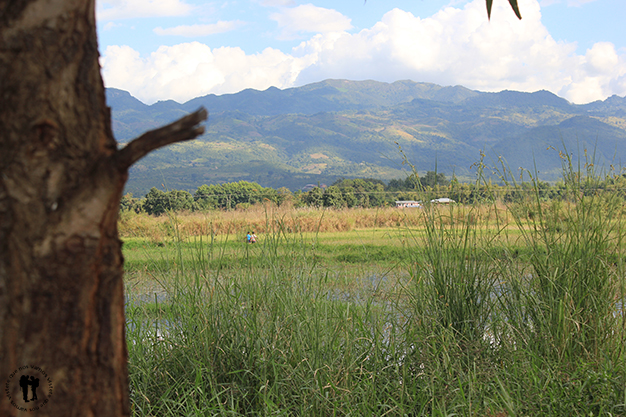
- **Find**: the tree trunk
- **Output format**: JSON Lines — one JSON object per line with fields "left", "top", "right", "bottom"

{"left": 0, "top": 2, "right": 206, "bottom": 415}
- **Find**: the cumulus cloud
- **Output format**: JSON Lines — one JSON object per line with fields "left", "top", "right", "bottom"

{"left": 260, "top": 0, "right": 296, "bottom": 6}
{"left": 270, "top": 4, "right": 352, "bottom": 39}
{"left": 100, "top": 0, "right": 626, "bottom": 104}
{"left": 566, "top": 0, "right": 600, "bottom": 5}
{"left": 101, "top": 21, "right": 123, "bottom": 31}
{"left": 154, "top": 21, "right": 245, "bottom": 37}
{"left": 540, "top": 0, "right": 600, "bottom": 6}
{"left": 291, "top": 0, "right": 625, "bottom": 103}
{"left": 97, "top": 0, "right": 194, "bottom": 21}
{"left": 100, "top": 42, "right": 312, "bottom": 104}
{"left": 560, "top": 42, "right": 626, "bottom": 103}
{"left": 294, "top": 0, "right": 576, "bottom": 91}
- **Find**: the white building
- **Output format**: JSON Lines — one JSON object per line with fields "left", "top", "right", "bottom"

{"left": 430, "top": 197, "right": 456, "bottom": 204}
{"left": 395, "top": 200, "right": 423, "bottom": 208}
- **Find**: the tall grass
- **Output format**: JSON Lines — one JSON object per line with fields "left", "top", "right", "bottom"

{"left": 409, "top": 202, "right": 502, "bottom": 347}
{"left": 499, "top": 154, "right": 625, "bottom": 361}
{"left": 491, "top": 153, "right": 626, "bottom": 415}
{"left": 119, "top": 202, "right": 513, "bottom": 242}
{"left": 124, "top": 163, "right": 625, "bottom": 416}
{"left": 126, "top": 222, "right": 425, "bottom": 415}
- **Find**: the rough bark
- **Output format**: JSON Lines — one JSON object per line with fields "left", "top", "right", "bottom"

{"left": 0, "top": 1, "right": 207, "bottom": 415}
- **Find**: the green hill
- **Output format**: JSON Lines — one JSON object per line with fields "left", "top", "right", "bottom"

{"left": 106, "top": 80, "right": 626, "bottom": 196}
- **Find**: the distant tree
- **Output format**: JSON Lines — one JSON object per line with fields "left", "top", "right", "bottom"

{"left": 142, "top": 188, "right": 195, "bottom": 215}
{"left": 276, "top": 187, "right": 294, "bottom": 206}
{"left": 387, "top": 171, "right": 448, "bottom": 192}
{"left": 120, "top": 193, "right": 142, "bottom": 213}
{"left": 167, "top": 190, "right": 195, "bottom": 212}
{"left": 143, "top": 188, "right": 168, "bottom": 215}
{"left": 193, "top": 181, "right": 275, "bottom": 210}
{"left": 323, "top": 186, "right": 345, "bottom": 208}
{"left": 421, "top": 171, "right": 449, "bottom": 188}
{"left": 221, "top": 181, "right": 265, "bottom": 208}
{"left": 194, "top": 184, "right": 220, "bottom": 209}
{"left": 342, "top": 188, "right": 358, "bottom": 208}
{"left": 402, "top": 174, "right": 421, "bottom": 190}
{"left": 303, "top": 187, "right": 324, "bottom": 208}
{"left": 293, "top": 190, "right": 305, "bottom": 207}
{"left": 386, "top": 178, "right": 405, "bottom": 191}
{"left": 333, "top": 178, "right": 385, "bottom": 190}
{"left": 332, "top": 178, "right": 386, "bottom": 207}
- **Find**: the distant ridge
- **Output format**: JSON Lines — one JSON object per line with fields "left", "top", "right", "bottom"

{"left": 178, "top": 79, "right": 479, "bottom": 116}
{"left": 463, "top": 90, "right": 572, "bottom": 110}
{"left": 106, "top": 80, "right": 626, "bottom": 195}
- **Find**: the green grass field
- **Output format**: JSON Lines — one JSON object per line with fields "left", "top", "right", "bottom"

{"left": 123, "top": 175, "right": 626, "bottom": 416}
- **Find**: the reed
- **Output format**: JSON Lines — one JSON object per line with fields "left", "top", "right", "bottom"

{"left": 501, "top": 157, "right": 625, "bottom": 363}
{"left": 119, "top": 202, "right": 514, "bottom": 242}
{"left": 124, "top": 163, "right": 626, "bottom": 415}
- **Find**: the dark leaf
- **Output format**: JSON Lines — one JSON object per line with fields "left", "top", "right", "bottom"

{"left": 487, "top": 0, "right": 522, "bottom": 20}
{"left": 508, "top": 0, "right": 522, "bottom": 19}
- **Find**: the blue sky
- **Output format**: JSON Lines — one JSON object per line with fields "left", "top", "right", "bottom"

{"left": 96, "top": 0, "right": 626, "bottom": 105}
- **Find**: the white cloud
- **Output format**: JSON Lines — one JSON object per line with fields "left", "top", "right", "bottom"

{"left": 292, "top": 0, "right": 625, "bottom": 103}
{"left": 97, "top": 0, "right": 194, "bottom": 21}
{"left": 270, "top": 4, "right": 352, "bottom": 39}
{"left": 101, "top": 21, "right": 123, "bottom": 31}
{"left": 260, "top": 0, "right": 296, "bottom": 6}
{"left": 154, "top": 21, "right": 245, "bottom": 37}
{"left": 540, "top": 0, "right": 600, "bottom": 6}
{"left": 566, "top": 0, "right": 600, "bottom": 5}
{"left": 295, "top": 1, "right": 569, "bottom": 88}
{"left": 584, "top": 42, "right": 619, "bottom": 75}
{"left": 100, "top": 42, "right": 311, "bottom": 104}
{"left": 560, "top": 42, "right": 626, "bottom": 103}
{"left": 100, "top": 0, "right": 626, "bottom": 104}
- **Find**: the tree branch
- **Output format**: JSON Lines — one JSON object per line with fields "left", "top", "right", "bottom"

{"left": 116, "top": 107, "right": 208, "bottom": 171}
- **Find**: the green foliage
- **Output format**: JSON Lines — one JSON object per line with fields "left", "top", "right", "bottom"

{"left": 193, "top": 181, "right": 280, "bottom": 210}
{"left": 142, "top": 188, "right": 167, "bottom": 215}
{"left": 387, "top": 171, "right": 449, "bottom": 191}
{"left": 321, "top": 185, "right": 344, "bottom": 208}
{"left": 328, "top": 178, "right": 388, "bottom": 208}
{"left": 502, "top": 157, "right": 625, "bottom": 362}
{"left": 142, "top": 188, "right": 196, "bottom": 215}
{"left": 128, "top": 170, "right": 626, "bottom": 216}
{"left": 413, "top": 203, "right": 500, "bottom": 344}
{"left": 120, "top": 192, "right": 143, "bottom": 213}
{"left": 109, "top": 82, "right": 626, "bottom": 196}
{"left": 301, "top": 186, "right": 323, "bottom": 208}
{"left": 124, "top": 176, "right": 626, "bottom": 415}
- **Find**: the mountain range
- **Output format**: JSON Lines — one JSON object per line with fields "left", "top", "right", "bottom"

{"left": 106, "top": 79, "right": 626, "bottom": 196}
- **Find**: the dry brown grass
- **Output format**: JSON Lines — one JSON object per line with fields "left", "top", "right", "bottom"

{"left": 118, "top": 201, "right": 517, "bottom": 241}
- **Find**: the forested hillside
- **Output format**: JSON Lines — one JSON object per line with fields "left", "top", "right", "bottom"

{"left": 107, "top": 79, "right": 626, "bottom": 195}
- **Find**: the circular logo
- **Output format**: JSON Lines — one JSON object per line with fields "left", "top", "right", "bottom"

{"left": 4, "top": 366, "right": 54, "bottom": 412}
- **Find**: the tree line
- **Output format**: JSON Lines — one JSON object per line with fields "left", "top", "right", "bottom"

{"left": 120, "top": 171, "right": 626, "bottom": 215}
